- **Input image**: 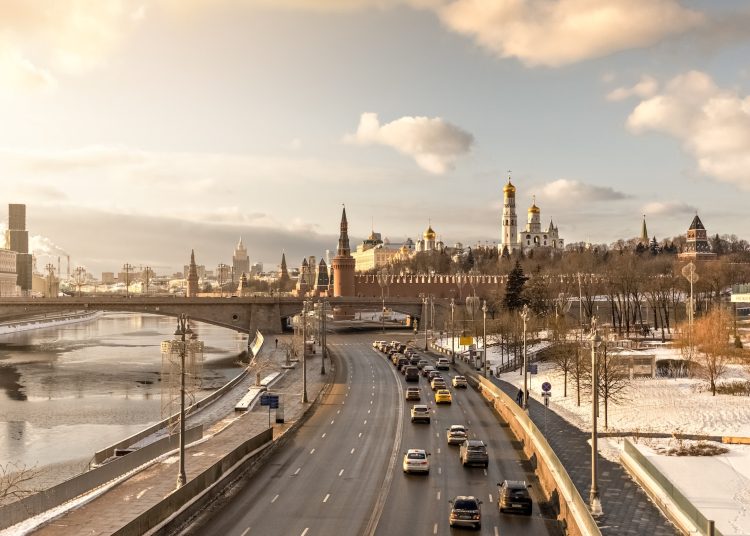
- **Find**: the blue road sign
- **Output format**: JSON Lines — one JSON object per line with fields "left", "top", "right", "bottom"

{"left": 527, "top": 364, "right": 538, "bottom": 374}
{"left": 269, "top": 398, "right": 279, "bottom": 409}
{"left": 260, "top": 394, "right": 270, "bottom": 406}
{"left": 542, "top": 381, "right": 552, "bottom": 392}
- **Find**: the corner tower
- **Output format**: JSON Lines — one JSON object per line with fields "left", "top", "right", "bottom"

{"left": 500, "top": 175, "right": 519, "bottom": 253}
{"left": 187, "top": 250, "right": 199, "bottom": 297}
{"left": 332, "top": 206, "right": 355, "bottom": 297}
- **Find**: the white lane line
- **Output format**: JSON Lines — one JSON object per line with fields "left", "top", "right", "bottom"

{"left": 489, "top": 493, "right": 493, "bottom": 502}
{"left": 358, "top": 432, "right": 363, "bottom": 438}
{"left": 310, "top": 449, "right": 315, "bottom": 455}
{"left": 438, "top": 467, "right": 442, "bottom": 475}
{"left": 321, "top": 433, "right": 327, "bottom": 439}
{"left": 331, "top": 420, "right": 335, "bottom": 425}
{"left": 337, "top": 410, "right": 341, "bottom": 414}
{"left": 294, "top": 468, "right": 301, "bottom": 475}
{"left": 338, "top": 469, "right": 344, "bottom": 476}
{"left": 468, "top": 420, "right": 472, "bottom": 425}
{"left": 436, "top": 433, "right": 440, "bottom": 438}
{"left": 437, "top": 490, "right": 441, "bottom": 500}
{"left": 240, "top": 528, "right": 250, "bottom": 536}
{"left": 433, "top": 523, "right": 438, "bottom": 534}
{"left": 370, "top": 400, "right": 373, "bottom": 405}
{"left": 271, "top": 494, "right": 279, "bottom": 503}
{"left": 367, "top": 409, "right": 371, "bottom": 414}
{"left": 350, "top": 448, "right": 356, "bottom": 454}
{"left": 483, "top": 468, "right": 488, "bottom": 476}
{"left": 301, "top": 529, "right": 309, "bottom": 536}
{"left": 437, "top": 448, "right": 441, "bottom": 454}
{"left": 364, "top": 420, "right": 367, "bottom": 424}
{"left": 323, "top": 493, "right": 330, "bottom": 503}
{"left": 494, "top": 527, "right": 500, "bottom": 536}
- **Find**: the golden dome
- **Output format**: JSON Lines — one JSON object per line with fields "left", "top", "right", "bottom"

{"left": 528, "top": 204, "right": 540, "bottom": 214}
{"left": 423, "top": 225, "right": 436, "bottom": 240}
{"left": 503, "top": 177, "right": 516, "bottom": 194}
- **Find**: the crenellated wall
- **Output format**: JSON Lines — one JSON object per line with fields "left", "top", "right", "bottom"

{"left": 354, "top": 273, "right": 507, "bottom": 299}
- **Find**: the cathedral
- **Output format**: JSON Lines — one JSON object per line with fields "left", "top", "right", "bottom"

{"left": 499, "top": 176, "right": 564, "bottom": 254}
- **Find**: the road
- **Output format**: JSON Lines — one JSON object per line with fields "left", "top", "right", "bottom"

{"left": 185, "top": 331, "right": 560, "bottom": 536}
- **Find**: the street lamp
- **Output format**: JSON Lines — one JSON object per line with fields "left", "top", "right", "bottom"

{"left": 520, "top": 304, "right": 530, "bottom": 409}
{"left": 482, "top": 300, "right": 488, "bottom": 377}
{"left": 590, "top": 320, "right": 603, "bottom": 515}
{"left": 377, "top": 268, "right": 390, "bottom": 334}
{"left": 450, "top": 298, "right": 456, "bottom": 364}
{"left": 166, "top": 314, "right": 204, "bottom": 488}
{"left": 302, "top": 301, "right": 309, "bottom": 403}
{"left": 320, "top": 299, "right": 327, "bottom": 375}
{"left": 123, "top": 263, "right": 134, "bottom": 298}
{"left": 421, "top": 294, "right": 428, "bottom": 351}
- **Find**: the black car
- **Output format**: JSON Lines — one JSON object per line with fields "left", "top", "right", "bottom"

{"left": 404, "top": 366, "right": 420, "bottom": 382}
{"left": 497, "top": 480, "right": 533, "bottom": 516}
{"left": 449, "top": 495, "right": 482, "bottom": 530}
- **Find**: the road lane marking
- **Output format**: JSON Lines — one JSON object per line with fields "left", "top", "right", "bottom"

{"left": 310, "top": 449, "right": 315, "bottom": 455}
{"left": 350, "top": 448, "right": 355, "bottom": 454}
{"left": 323, "top": 493, "right": 330, "bottom": 503}
{"left": 337, "top": 410, "right": 340, "bottom": 414}
{"left": 437, "top": 448, "right": 441, "bottom": 454}
{"left": 370, "top": 400, "right": 373, "bottom": 405}
{"left": 468, "top": 420, "right": 472, "bottom": 425}
{"left": 301, "top": 529, "right": 309, "bottom": 536}
{"left": 294, "top": 468, "right": 301, "bottom": 475}
{"left": 364, "top": 420, "right": 367, "bottom": 424}
{"left": 494, "top": 527, "right": 499, "bottom": 536}
{"left": 438, "top": 467, "right": 442, "bottom": 475}
{"left": 338, "top": 469, "right": 344, "bottom": 476}
{"left": 240, "top": 528, "right": 250, "bottom": 536}
{"left": 433, "top": 523, "right": 438, "bottom": 534}
{"left": 367, "top": 409, "right": 371, "bottom": 414}
{"left": 489, "top": 494, "right": 493, "bottom": 502}
{"left": 436, "top": 433, "right": 440, "bottom": 438}
{"left": 271, "top": 494, "right": 279, "bottom": 503}
{"left": 321, "top": 433, "right": 326, "bottom": 438}
{"left": 483, "top": 468, "right": 488, "bottom": 476}
{"left": 331, "top": 420, "right": 335, "bottom": 425}
{"left": 358, "top": 432, "right": 363, "bottom": 438}
{"left": 437, "top": 490, "right": 441, "bottom": 500}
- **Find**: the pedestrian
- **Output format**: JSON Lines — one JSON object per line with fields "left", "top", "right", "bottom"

{"left": 516, "top": 388, "right": 523, "bottom": 406}
{"left": 275, "top": 338, "right": 278, "bottom": 348}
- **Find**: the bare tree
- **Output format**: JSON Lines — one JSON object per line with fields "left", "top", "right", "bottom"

{"left": 693, "top": 308, "right": 733, "bottom": 396}
{"left": 0, "top": 462, "right": 40, "bottom": 506}
{"left": 548, "top": 342, "right": 577, "bottom": 397}
{"left": 595, "top": 342, "right": 631, "bottom": 429}
{"left": 570, "top": 336, "right": 589, "bottom": 407}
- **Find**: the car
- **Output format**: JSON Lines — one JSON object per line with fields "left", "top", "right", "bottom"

{"left": 449, "top": 495, "right": 482, "bottom": 530}
{"left": 431, "top": 378, "right": 447, "bottom": 391}
{"left": 497, "top": 480, "right": 533, "bottom": 515}
{"left": 422, "top": 366, "right": 436, "bottom": 378}
{"left": 391, "top": 353, "right": 402, "bottom": 364}
{"left": 397, "top": 358, "right": 410, "bottom": 372}
{"left": 427, "top": 370, "right": 443, "bottom": 382}
{"left": 404, "top": 366, "right": 420, "bottom": 382}
{"left": 405, "top": 387, "right": 421, "bottom": 401}
{"left": 410, "top": 404, "right": 431, "bottom": 423}
{"left": 402, "top": 448, "right": 431, "bottom": 474}
{"left": 409, "top": 357, "right": 420, "bottom": 367}
{"left": 417, "top": 359, "right": 429, "bottom": 370}
{"left": 373, "top": 340, "right": 385, "bottom": 349}
{"left": 452, "top": 375, "right": 468, "bottom": 388}
{"left": 446, "top": 425, "right": 468, "bottom": 445}
{"left": 435, "top": 389, "right": 452, "bottom": 404}
{"left": 460, "top": 439, "right": 489, "bottom": 467}
{"left": 436, "top": 358, "right": 450, "bottom": 371}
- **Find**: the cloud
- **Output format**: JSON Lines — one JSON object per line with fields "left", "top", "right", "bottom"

{"left": 626, "top": 70, "right": 750, "bottom": 189}
{"left": 606, "top": 75, "right": 658, "bottom": 102}
{"left": 540, "top": 179, "right": 629, "bottom": 202}
{"left": 344, "top": 112, "right": 474, "bottom": 174}
{"left": 643, "top": 201, "right": 697, "bottom": 216}
{"left": 437, "top": 0, "right": 704, "bottom": 67}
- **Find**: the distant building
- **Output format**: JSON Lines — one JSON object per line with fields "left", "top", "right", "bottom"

{"left": 0, "top": 248, "right": 20, "bottom": 296}
{"left": 250, "top": 262, "right": 263, "bottom": 276}
{"left": 101, "top": 272, "right": 115, "bottom": 285}
{"left": 5, "top": 204, "right": 32, "bottom": 292}
{"left": 182, "top": 264, "right": 206, "bottom": 279}
{"left": 352, "top": 231, "right": 407, "bottom": 272}
{"left": 678, "top": 214, "right": 717, "bottom": 260}
{"left": 499, "top": 177, "right": 564, "bottom": 254}
{"left": 232, "top": 238, "right": 250, "bottom": 282}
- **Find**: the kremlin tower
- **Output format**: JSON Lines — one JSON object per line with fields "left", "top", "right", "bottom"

{"left": 186, "top": 250, "right": 199, "bottom": 297}
{"left": 332, "top": 206, "right": 355, "bottom": 297}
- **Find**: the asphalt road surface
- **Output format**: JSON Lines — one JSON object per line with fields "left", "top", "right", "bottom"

{"left": 185, "top": 331, "right": 561, "bottom": 536}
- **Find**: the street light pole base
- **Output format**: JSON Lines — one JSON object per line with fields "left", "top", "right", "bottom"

{"left": 589, "top": 492, "right": 602, "bottom": 516}
{"left": 176, "top": 473, "right": 186, "bottom": 489}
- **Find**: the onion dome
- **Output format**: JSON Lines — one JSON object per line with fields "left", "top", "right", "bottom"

{"left": 528, "top": 195, "right": 540, "bottom": 214}
{"left": 503, "top": 176, "right": 516, "bottom": 194}
{"left": 423, "top": 225, "right": 436, "bottom": 240}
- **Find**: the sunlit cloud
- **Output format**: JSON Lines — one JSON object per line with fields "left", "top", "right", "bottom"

{"left": 344, "top": 112, "right": 474, "bottom": 174}
{"left": 540, "top": 179, "right": 629, "bottom": 202}
{"left": 627, "top": 70, "right": 750, "bottom": 189}
{"left": 606, "top": 75, "right": 658, "bottom": 102}
{"left": 643, "top": 201, "right": 698, "bottom": 216}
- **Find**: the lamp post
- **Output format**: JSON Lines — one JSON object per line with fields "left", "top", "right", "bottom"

{"left": 590, "top": 319, "right": 603, "bottom": 515}
{"left": 320, "top": 299, "right": 327, "bottom": 375}
{"left": 122, "top": 263, "right": 134, "bottom": 297}
{"left": 520, "top": 304, "right": 530, "bottom": 409}
{"left": 377, "top": 269, "right": 390, "bottom": 334}
{"left": 482, "top": 300, "right": 488, "bottom": 377}
{"left": 450, "top": 298, "right": 456, "bottom": 364}
{"left": 302, "top": 301, "right": 308, "bottom": 403}
{"left": 681, "top": 262, "right": 699, "bottom": 353}
{"left": 217, "top": 263, "right": 229, "bottom": 298}
{"left": 421, "top": 294, "right": 428, "bottom": 351}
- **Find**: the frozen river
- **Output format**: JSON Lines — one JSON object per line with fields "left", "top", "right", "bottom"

{"left": 0, "top": 312, "right": 246, "bottom": 488}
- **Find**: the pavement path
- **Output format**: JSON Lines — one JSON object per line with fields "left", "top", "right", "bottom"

{"left": 26, "top": 342, "right": 329, "bottom": 536}
{"left": 447, "top": 352, "right": 680, "bottom": 536}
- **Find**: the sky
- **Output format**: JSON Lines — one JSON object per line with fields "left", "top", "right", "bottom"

{"left": 0, "top": 0, "right": 749, "bottom": 276}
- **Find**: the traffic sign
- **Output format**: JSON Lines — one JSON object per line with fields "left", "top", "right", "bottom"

{"left": 542, "top": 381, "right": 552, "bottom": 392}
{"left": 527, "top": 364, "right": 538, "bottom": 374}
{"left": 260, "top": 393, "right": 279, "bottom": 408}
{"left": 541, "top": 391, "right": 552, "bottom": 397}
{"left": 260, "top": 394, "right": 270, "bottom": 406}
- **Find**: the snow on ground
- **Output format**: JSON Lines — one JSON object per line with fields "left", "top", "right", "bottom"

{"left": 434, "top": 336, "right": 750, "bottom": 535}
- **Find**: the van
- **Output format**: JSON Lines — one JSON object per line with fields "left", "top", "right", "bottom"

{"left": 404, "top": 366, "right": 419, "bottom": 382}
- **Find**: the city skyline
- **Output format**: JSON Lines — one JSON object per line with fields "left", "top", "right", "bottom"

{"left": 1, "top": 1, "right": 749, "bottom": 274}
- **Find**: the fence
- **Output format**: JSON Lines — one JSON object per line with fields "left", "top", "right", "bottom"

{"left": 0, "top": 426, "right": 203, "bottom": 531}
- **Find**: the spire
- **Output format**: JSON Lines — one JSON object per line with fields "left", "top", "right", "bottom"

{"left": 337, "top": 205, "right": 351, "bottom": 257}
{"left": 641, "top": 215, "right": 649, "bottom": 243}
{"left": 280, "top": 252, "right": 287, "bottom": 270}
{"left": 190, "top": 249, "right": 195, "bottom": 264}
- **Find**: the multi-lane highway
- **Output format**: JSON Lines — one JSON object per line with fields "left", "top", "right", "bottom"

{"left": 185, "top": 331, "right": 561, "bottom": 536}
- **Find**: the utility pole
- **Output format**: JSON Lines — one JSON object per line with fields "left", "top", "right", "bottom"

{"left": 320, "top": 300, "right": 327, "bottom": 375}
{"left": 45, "top": 263, "right": 55, "bottom": 298}
{"left": 122, "top": 263, "right": 134, "bottom": 297}
{"left": 302, "top": 301, "right": 308, "bottom": 403}
{"left": 520, "top": 304, "right": 530, "bottom": 409}
{"left": 422, "top": 294, "right": 428, "bottom": 351}
{"left": 450, "top": 298, "right": 456, "bottom": 364}
{"left": 482, "top": 300, "right": 488, "bottom": 378}
{"left": 143, "top": 266, "right": 151, "bottom": 296}
{"left": 590, "top": 318, "right": 603, "bottom": 515}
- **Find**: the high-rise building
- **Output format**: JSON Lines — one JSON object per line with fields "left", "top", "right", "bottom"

{"left": 232, "top": 238, "right": 250, "bottom": 282}
{"left": 5, "top": 204, "right": 32, "bottom": 292}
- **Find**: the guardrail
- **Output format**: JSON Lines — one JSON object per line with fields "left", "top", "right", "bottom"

{"left": 0, "top": 426, "right": 203, "bottom": 532}
{"left": 621, "top": 439, "right": 722, "bottom": 536}
{"left": 473, "top": 374, "right": 601, "bottom": 536}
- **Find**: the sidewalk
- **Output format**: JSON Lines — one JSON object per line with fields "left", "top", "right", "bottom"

{"left": 444, "top": 353, "right": 680, "bottom": 536}
{"left": 22, "top": 346, "right": 330, "bottom": 536}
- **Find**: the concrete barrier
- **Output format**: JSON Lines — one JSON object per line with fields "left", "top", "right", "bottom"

{"left": 113, "top": 428, "right": 273, "bottom": 536}
{"left": 473, "top": 374, "right": 601, "bottom": 536}
{"left": 621, "top": 439, "right": 722, "bottom": 536}
{"left": 93, "top": 368, "right": 249, "bottom": 465}
{"left": 0, "top": 426, "right": 203, "bottom": 531}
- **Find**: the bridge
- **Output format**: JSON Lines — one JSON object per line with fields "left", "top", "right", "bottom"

{"left": 0, "top": 296, "right": 433, "bottom": 334}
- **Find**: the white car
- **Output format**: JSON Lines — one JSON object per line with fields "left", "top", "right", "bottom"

{"left": 402, "top": 448, "right": 431, "bottom": 474}
{"left": 436, "top": 358, "right": 450, "bottom": 371}
{"left": 446, "top": 424, "right": 468, "bottom": 445}
{"left": 452, "top": 375, "right": 468, "bottom": 388}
